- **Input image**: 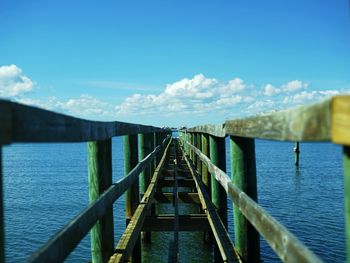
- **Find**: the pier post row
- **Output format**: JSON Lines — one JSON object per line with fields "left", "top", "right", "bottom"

{"left": 0, "top": 96, "right": 350, "bottom": 262}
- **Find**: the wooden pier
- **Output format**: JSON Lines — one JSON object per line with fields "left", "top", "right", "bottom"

{"left": 0, "top": 95, "right": 350, "bottom": 262}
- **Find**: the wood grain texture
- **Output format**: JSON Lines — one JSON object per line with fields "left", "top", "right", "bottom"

{"left": 332, "top": 96, "right": 350, "bottom": 145}
{"left": 187, "top": 124, "right": 225, "bottom": 137}
{"left": 186, "top": 97, "right": 350, "bottom": 142}
{"left": 27, "top": 136, "right": 170, "bottom": 263}
{"left": 0, "top": 100, "right": 164, "bottom": 143}
{"left": 184, "top": 140, "right": 323, "bottom": 263}
{"left": 0, "top": 101, "right": 12, "bottom": 144}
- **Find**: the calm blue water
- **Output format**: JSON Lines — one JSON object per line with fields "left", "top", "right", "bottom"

{"left": 2, "top": 137, "right": 345, "bottom": 262}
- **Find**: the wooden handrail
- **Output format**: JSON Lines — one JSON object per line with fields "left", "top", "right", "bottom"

{"left": 0, "top": 99, "right": 167, "bottom": 144}
{"left": 185, "top": 95, "right": 350, "bottom": 145}
{"left": 27, "top": 136, "right": 171, "bottom": 263}
{"left": 182, "top": 140, "right": 323, "bottom": 263}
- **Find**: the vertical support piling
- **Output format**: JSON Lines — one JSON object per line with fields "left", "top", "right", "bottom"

{"left": 189, "top": 133, "right": 193, "bottom": 161}
{"left": 294, "top": 142, "right": 300, "bottom": 167}
{"left": 230, "top": 136, "right": 260, "bottom": 263}
{"left": 193, "top": 133, "right": 197, "bottom": 166}
{"left": 124, "top": 134, "right": 141, "bottom": 262}
{"left": 88, "top": 139, "right": 114, "bottom": 263}
{"left": 196, "top": 133, "right": 202, "bottom": 175}
{"left": 0, "top": 147, "right": 4, "bottom": 263}
{"left": 209, "top": 135, "right": 228, "bottom": 262}
{"left": 201, "top": 134, "right": 210, "bottom": 195}
{"left": 343, "top": 146, "right": 350, "bottom": 262}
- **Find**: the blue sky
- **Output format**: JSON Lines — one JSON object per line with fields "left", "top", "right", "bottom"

{"left": 0, "top": 1, "right": 349, "bottom": 127}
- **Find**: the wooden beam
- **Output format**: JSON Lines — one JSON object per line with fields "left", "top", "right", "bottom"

{"left": 88, "top": 139, "right": 114, "bottom": 263}
{"left": 124, "top": 134, "right": 140, "bottom": 262}
{"left": 343, "top": 146, "right": 350, "bottom": 262}
{"left": 186, "top": 96, "right": 350, "bottom": 145}
{"left": 108, "top": 138, "right": 172, "bottom": 263}
{"left": 27, "top": 136, "right": 170, "bottom": 263}
{"left": 0, "top": 102, "right": 11, "bottom": 145}
{"left": 230, "top": 136, "right": 260, "bottom": 262}
{"left": 0, "top": 99, "right": 166, "bottom": 143}
{"left": 0, "top": 147, "right": 4, "bottom": 263}
{"left": 142, "top": 214, "right": 210, "bottom": 232}
{"left": 332, "top": 96, "right": 350, "bottom": 145}
{"left": 185, "top": 141, "right": 323, "bottom": 263}
{"left": 183, "top": 148, "right": 241, "bottom": 263}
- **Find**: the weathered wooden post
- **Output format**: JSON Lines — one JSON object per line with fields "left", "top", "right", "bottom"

{"left": 230, "top": 136, "right": 260, "bottom": 263}
{"left": 196, "top": 133, "right": 202, "bottom": 175}
{"left": 124, "top": 134, "right": 141, "bottom": 262}
{"left": 201, "top": 134, "right": 210, "bottom": 195}
{"left": 139, "top": 132, "right": 152, "bottom": 244}
{"left": 192, "top": 133, "right": 197, "bottom": 166}
{"left": 209, "top": 135, "right": 227, "bottom": 262}
{"left": 0, "top": 147, "right": 4, "bottom": 263}
{"left": 344, "top": 146, "right": 350, "bottom": 262}
{"left": 88, "top": 139, "right": 114, "bottom": 263}
{"left": 294, "top": 142, "right": 300, "bottom": 166}
{"left": 188, "top": 133, "right": 193, "bottom": 161}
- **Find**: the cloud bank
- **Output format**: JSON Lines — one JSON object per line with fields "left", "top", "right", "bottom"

{"left": 0, "top": 65, "right": 345, "bottom": 125}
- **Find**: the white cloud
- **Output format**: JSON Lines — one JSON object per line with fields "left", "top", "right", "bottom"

{"left": 2, "top": 67, "right": 345, "bottom": 126}
{"left": 17, "top": 95, "right": 115, "bottom": 120}
{"left": 0, "top": 65, "right": 34, "bottom": 97}
{"left": 264, "top": 84, "right": 281, "bottom": 96}
{"left": 281, "top": 80, "right": 308, "bottom": 92}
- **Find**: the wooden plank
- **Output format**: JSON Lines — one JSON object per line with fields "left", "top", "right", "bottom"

{"left": 88, "top": 139, "right": 114, "bottom": 263}
{"left": 0, "top": 101, "right": 12, "bottom": 145}
{"left": 186, "top": 96, "right": 350, "bottom": 142}
{"left": 0, "top": 99, "right": 165, "bottom": 143}
{"left": 185, "top": 141, "right": 323, "bottom": 263}
{"left": 124, "top": 134, "right": 140, "bottom": 262}
{"left": 332, "top": 96, "right": 350, "bottom": 145}
{"left": 109, "top": 138, "right": 172, "bottom": 263}
{"left": 187, "top": 124, "right": 225, "bottom": 138}
{"left": 142, "top": 214, "right": 210, "bottom": 232}
{"left": 183, "top": 146, "right": 241, "bottom": 263}
{"left": 27, "top": 136, "right": 170, "bottom": 263}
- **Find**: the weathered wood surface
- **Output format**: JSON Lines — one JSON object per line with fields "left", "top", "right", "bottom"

{"left": 186, "top": 124, "right": 225, "bottom": 137}
{"left": 184, "top": 140, "right": 323, "bottom": 263}
{"left": 108, "top": 138, "right": 172, "bottom": 263}
{"left": 343, "top": 146, "right": 350, "bottom": 262}
{"left": 230, "top": 136, "right": 260, "bottom": 262}
{"left": 27, "top": 136, "right": 170, "bottom": 263}
{"left": 332, "top": 96, "right": 350, "bottom": 145}
{"left": 183, "top": 149, "right": 241, "bottom": 263}
{"left": 0, "top": 148, "right": 4, "bottom": 263}
{"left": 185, "top": 96, "right": 350, "bottom": 145}
{"left": 88, "top": 139, "right": 114, "bottom": 263}
{"left": 0, "top": 102, "right": 11, "bottom": 144}
{"left": 0, "top": 99, "right": 164, "bottom": 143}
{"left": 124, "top": 134, "right": 140, "bottom": 262}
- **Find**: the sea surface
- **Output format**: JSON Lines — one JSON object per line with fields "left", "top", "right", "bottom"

{"left": 2, "top": 137, "right": 346, "bottom": 262}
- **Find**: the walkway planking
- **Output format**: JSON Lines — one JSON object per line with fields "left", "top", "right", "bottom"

{"left": 109, "top": 138, "right": 241, "bottom": 262}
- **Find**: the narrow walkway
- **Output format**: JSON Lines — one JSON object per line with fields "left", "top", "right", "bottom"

{"left": 109, "top": 138, "right": 239, "bottom": 262}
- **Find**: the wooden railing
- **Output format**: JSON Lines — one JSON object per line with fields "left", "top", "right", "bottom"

{"left": 0, "top": 99, "right": 171, "bottom": 262}
{"left": 179, "top": 95, "right": 350, "bottom": 262}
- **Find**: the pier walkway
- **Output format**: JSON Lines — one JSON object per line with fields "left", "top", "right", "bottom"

{"left": 1, "top": 96, "right": 350, "bottom": 262}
